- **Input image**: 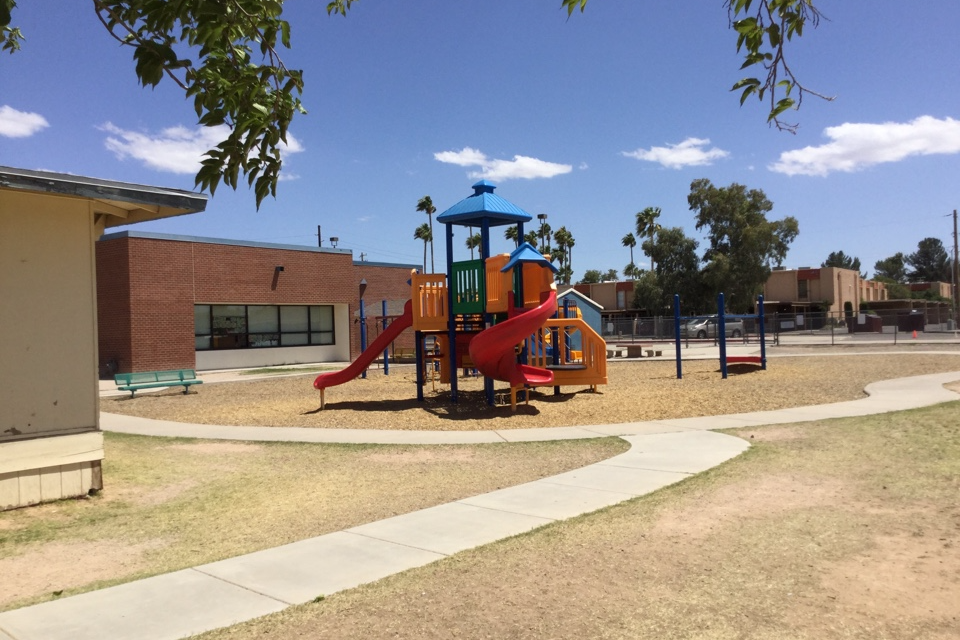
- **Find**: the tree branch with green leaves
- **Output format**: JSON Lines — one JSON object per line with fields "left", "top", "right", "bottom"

{"left": 2, "top": 0, "right": 830, "bottom": 210}
{"left": 564, "top": 0, "right": 831, "bottom": 133}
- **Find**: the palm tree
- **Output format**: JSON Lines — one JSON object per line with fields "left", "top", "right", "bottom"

{"left": 621, "top": 232, "right": 636, "bottom": 272}
{"left": 465, "top": 232, "right": 482, "bottom": 259}
{"left": 523, "top": 230, "right": 539, "bottom": 247}
{"left": 635, "top": 207, "right": 662, "bottom": 272}
{"left": 413, "top": 222, "right": 432, "bottom": 273}
{"left": 537, "top": 219, "right": 552, "bottom": 254}
{"left": 416, "top": 195, "right": 436, "bottom": 273}
{"left": 504, "top": 225, "right": 519, "bottom": 248}
{"left": 553, "top": 226, "right": 575, "bottom": 284}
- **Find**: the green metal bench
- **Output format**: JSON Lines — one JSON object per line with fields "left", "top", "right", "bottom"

{"left": 114, "top": 369, "right": 203, "bottom": 397}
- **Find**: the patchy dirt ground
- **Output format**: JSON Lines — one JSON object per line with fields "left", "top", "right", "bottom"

{"left": 102, "top": 350, "right": 960, "bottom": 430}
{"left": 195, "top": 403, "right": 960, "bottom": 640}
{"left": 0, "top": 437, "right": 629, "bottom": 611}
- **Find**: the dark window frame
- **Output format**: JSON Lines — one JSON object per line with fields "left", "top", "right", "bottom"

{"left": 194, "top": 304, "right": 336, "bottom": 351}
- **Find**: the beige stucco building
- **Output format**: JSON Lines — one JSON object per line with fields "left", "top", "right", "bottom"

{"left": 1, "top": 167, "right": 206, "bottom": 511}
{"left": 763, "top": 266, "right": 888, "bottom": 313}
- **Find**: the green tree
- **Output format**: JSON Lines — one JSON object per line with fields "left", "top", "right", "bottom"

{"left": 873, "top": 276, "right": 911, "bottom": 300}
{"left": 416, "top": 195, "right": 436, "bottom": 272}
{"left": 523, "top": 230, "right": 539, "bottom": 247}
{"left": 579, "top": 269, "right": 602, "bottom": 285}
{"left": 688, "top": 178, "right": 798, "bottom": 312}
{"left": 873, "top": 253, "right": 908, "bottom": 283}
{"left": 635, "top": 207, "right": 662, "bottom": 272}
{"left": 2, "top": 0, "right": 824, "bottom": 206}
{"left": 643, "top": 226, "right": 705, "bottom": 312}
{"left": 822, "top": 250, "right": 865, "bottom": 278}
{"left": 413, "top": 222, "right": 431, "bottom": 273}
{"left": 907, "top": 237, "right": 951, "bottom": 283}
{"left": 603, "top": 268, "right": 619, "bottom": 282}
{"left": 623, "top": 262, "right": 640, "bottom": 280}
{"left": 621, "top": 232, "right": 636, "bottom": 273}
{"left": 465, "top": 232, "right": 481, "bottom": 260}
{"left": 631, "top": 270, "right": 664, "bottom": 314}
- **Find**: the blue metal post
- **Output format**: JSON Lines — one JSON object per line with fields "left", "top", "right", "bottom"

{"left": 673, "top": 294, "right": 682, "bottom": 379}
{"left": 382, "top": 300, "right": 389, "bottom": 376}
{"left": 445, "top": 224, "right": 458, "bottom": 403}
{"left": 718, "top": 292, "right": 727, "bottom": 379}
{"left": 481, "top": 219, "right": 494, "bottom": 407}
{"left": 758, "top": 294, "right": 767, "bottom": 370}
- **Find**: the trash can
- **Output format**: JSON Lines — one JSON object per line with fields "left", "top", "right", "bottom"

{"left": 896, "top": 310, "right": 924, "bottom": 333}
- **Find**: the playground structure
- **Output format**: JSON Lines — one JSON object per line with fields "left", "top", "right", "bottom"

{"left": 315, "top": 181, "right": 607, "bottom": 410}
{"left": 673, "top": 292, "right": 767, "bottom": 379}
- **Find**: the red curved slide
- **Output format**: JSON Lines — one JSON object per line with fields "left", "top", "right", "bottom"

{"left": 468, "top": 290, "right": 556, "bottom": 388}
{"left": 314, "top": 300, "right": 413, "bottom": 391}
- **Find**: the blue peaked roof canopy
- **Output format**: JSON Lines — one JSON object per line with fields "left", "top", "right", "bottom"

{"left": 435, "top": 181, "right": 533, "bottom": 227}
{"left": 501, "top": 241, "right": 559, "bottom": 273}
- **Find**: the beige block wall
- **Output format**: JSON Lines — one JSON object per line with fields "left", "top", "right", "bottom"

{"left": 764, "top": 271, "right": 798, "bottom": 301}
{"left": 0, "top": 190, "right": 104, "bottom": 509}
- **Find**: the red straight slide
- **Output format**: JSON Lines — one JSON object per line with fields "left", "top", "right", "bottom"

{"left": 468, "top": 290, "right": 556, "bottom": 388}
{"left": 314, "top": 300, "right": 413, "bottom": 391}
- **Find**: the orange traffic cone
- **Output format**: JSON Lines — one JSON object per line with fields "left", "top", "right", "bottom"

{"left": 912, "top": 330, "right": 918, "bottom": 339}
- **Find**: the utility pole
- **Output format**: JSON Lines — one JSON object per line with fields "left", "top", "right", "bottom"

{"left": 317, "top": 225, "right": 322, "bottom": 247}
{"left": 953, "top": 209, "right": 959, "bottom": 327}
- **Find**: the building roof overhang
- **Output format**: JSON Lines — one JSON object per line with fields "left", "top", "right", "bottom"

{"left": 0, "top": 166, "right": 207, "bottom": 227}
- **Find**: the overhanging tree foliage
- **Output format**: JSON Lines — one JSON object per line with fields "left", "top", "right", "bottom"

{"left": 2, "top": 0, "right": 824, "bottom": 207}
{"left": 688, "top": 178, "right": 798, "bottom": 312}
{"left": 564, "top": 0, "right": 829, "bottom": 132}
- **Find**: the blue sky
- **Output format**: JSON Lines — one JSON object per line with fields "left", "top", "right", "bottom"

{"left": 2, "top": 1, "right": 959, "bottom": 279}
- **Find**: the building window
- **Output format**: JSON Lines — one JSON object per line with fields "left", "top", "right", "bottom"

{"left": 195, "top": 304, "right": 335, "bottom": 350}
{"left": 798, "top": 279, "right": 808, "bottom": 300}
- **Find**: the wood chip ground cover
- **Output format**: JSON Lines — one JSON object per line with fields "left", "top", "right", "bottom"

{"left": 103, "top": 351, "right": 960, "bottom": 431}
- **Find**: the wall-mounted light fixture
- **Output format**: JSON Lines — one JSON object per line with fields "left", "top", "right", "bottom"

{"left": 330, "top": 236, "right": 339, "bottom": 248}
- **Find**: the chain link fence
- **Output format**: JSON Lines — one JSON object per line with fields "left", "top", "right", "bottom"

{"left": 602, "top": 308, "right": 960, "bottom": 346}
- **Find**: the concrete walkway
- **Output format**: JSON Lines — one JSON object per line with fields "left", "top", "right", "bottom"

{"left": 2, "top": 372, "right": 958, "bottom": 640}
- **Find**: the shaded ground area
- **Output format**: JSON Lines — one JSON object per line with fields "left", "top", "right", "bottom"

{"left": 195, "top": 401, "right": 960, "bottom": 640}
{"left": 103, "top": 351, "right": 960, "bottom": 430}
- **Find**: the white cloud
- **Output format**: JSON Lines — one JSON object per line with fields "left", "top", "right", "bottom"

{"left": 622, "top": 137, "right": 729, "bottom": 169}
{"left": 434, "top": 147, "right": 572, "bottom": 180}
{"left": 769, "top": 116, "right": 960, "bottom": 176}
{"left": 0, "top": 105, "right": 50, "bottom": 138}
{"left": 99, "top": 122, "right": 304, "bottom": 175}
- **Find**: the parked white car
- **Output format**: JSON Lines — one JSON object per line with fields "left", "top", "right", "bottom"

{"left": 680, "top": 316, "right": 744, "bottom": 339}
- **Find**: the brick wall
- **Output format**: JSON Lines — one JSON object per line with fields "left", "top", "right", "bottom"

{"left": 95, "top": 239, "right": 132, "bottom": 376}
{"left": 353, "top": 263, "right": 417, "bottom": 355}
{"left": 96, "top": 234, "right": 416, "bottom": 372}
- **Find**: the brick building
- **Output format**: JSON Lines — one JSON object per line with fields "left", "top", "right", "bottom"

{"left": 96, "top": 231, "right": 418, "bottom": 374}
